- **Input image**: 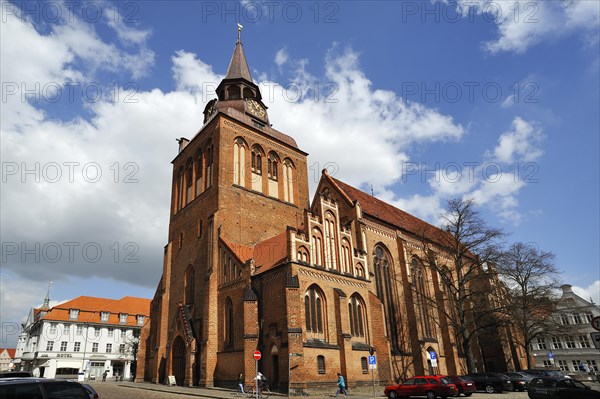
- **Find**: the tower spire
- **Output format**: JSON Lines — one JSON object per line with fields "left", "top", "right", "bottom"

{"left": 43, "top": 281, "right": 52, "bottom": 309}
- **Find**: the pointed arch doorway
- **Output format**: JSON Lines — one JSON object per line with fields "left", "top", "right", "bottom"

{"left": 172, "top": 336, "right": 186, "bottom": 386}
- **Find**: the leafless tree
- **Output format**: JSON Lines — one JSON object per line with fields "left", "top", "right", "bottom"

{"left": 496, "top": 241, "right": 559, "bottom": 369}
{"left": 414, "top": 198, "right": 506, "bottom": 373}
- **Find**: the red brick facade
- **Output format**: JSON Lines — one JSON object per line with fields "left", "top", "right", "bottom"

{"left": 139, "top": 37, "right": 524, "bottom": 392}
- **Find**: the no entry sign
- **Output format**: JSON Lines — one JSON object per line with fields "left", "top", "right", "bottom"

{"left": 253, "top": 350, "right": 261, "bottom": 360}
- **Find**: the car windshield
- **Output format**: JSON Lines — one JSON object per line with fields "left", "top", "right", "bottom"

{"left": 440, "top": 377, "right": 452, "bottom": 384}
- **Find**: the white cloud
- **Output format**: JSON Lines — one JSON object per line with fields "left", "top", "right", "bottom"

{"left": 572, "top": 280, "right": 600, "bottom": 305}
{"left": 275, "top": 47, "right": 288, "bottom": 67}
{"left": 455, "top": 0, "right": 600, "bottom": 54}
{"left": 491, "top": 117, "right": 543, "bottom": 163}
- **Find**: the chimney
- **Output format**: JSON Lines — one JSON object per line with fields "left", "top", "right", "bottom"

{"left": 560, "top": 284, "right": 573, "bottom": 294}
{"left": 177, "top": 137, "right": 189, "bottom": 153}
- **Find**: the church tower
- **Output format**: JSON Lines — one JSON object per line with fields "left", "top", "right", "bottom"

{"left": 146, "top": 29, "right": 310, "bottom": 387}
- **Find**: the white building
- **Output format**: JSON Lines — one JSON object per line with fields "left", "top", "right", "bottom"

{"left": 531, "top": 284, "right": 600, "bottom": 380}
{"left": 0, "top": 348, "right": 16, "bottom": 371}
{"left": 14, "top": 293, "right": 150, "bottom": 380}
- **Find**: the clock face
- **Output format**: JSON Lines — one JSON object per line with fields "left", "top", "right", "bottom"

{"left": 246, "top": 99, "right": 266, "bottom": 119}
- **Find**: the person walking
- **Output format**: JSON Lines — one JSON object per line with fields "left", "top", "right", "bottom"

{"left": 237, "top": 373, "right": 245, "bottom": 394}
{"left": 335, "top": 372, "right": 347, "bottom": 397}
{"left": 102, "top": 371, "right": 107, "bottom": 382}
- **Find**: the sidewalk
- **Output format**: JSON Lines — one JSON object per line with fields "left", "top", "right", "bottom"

{"left": 117, "top": 381, "right": 387, "bottom": 398}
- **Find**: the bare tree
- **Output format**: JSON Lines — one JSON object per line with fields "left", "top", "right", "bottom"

{"left": 496, "top": 242, "right": 559, "bottom": 369}
{"left": 414, "top": 198, "right": 506, "bottom": 373}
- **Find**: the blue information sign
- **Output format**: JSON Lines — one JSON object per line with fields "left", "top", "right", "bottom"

{"left": 548, "top": 352, "right": 554, "bottom": 359}
{"left": 368, "top": 356, "right": 376, "bottom": 365}
{"left": 429, "top": 351, "right": 437, "bottom": 360}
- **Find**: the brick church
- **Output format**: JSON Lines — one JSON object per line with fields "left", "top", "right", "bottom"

{"left": 138, "top": 32, "right": 524, "bottom": 391}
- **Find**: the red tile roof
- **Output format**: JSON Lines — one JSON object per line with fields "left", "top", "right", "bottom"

{"left": 328, "top": 176, "right": 452, "bottom": 246}
{"left": 220, "top": 232, "right": 288, "bottom": 276}
{"left": 0, "top": 348, "right": 16, "bottom": 358}
{"left": 220, "top": 236, "right": 254, "bottom": 263}
{"left": 36, "top": 296, "right": 150, "bottom": 327}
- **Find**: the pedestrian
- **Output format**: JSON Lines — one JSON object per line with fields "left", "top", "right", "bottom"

{"left": 335, "top": 372, "right": 347, "bottom": 397}
{"left": 102, "top": 370, "right": 107, "bottom": 382}
{"left": 237, "top": 373, "right": 245, "bottom": 394}
{"left": 255, "top": 371, "right": 267, "bottom": 395}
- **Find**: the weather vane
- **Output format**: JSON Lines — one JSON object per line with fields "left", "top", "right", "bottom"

{"left": 237, "top": 23, "right": 243, "bottom": 43}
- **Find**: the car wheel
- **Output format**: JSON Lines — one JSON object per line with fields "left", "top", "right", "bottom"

{"left": 387, "top": 390, "right": 398, "bottom": 399}
{"left": 426, "top": 391, "right": 437, "bottom": 399}
{"left": 464, "top": 394, "right": 472, "bottom": 397}
{"left": 485, "top": 384, "right": 495, "bottom": 393}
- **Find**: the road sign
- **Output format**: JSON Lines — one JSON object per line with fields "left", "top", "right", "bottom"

{"left": 591, "top": 332, "right": 600, "bottom": 350}
{"left": 592, "top": 316, "right": 600, "bottom": 332}
{"left": 431, "top": 359, "right": 438, "bottom": 367}
{"left": 429, "top": 351, "right": 437, "bottom": 360}
{"left": 290, "top": 353, "right": 303, "bottom": 357}
{"left": 368, "top": 355, "right": 377, "bottom": 369}
{"left": 253, "top": 350, "right": 261, "bottom": 360}
{"left": 548, "top": 352, "right": 554, "bottom": 359}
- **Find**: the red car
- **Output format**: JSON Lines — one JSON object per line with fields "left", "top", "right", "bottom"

{"left": 384, "top": 375, "right": 458, "bottom": 399}
{"left": 442, "top": 375, "right": 476, "bottom": 397}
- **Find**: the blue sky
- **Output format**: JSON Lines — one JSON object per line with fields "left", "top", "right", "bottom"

{"left": 1, "top": 0, "right": 599, "bottom": 347}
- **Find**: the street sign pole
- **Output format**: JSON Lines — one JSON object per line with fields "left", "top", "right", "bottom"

{"left": 371, "top": 368, "right": 375, "bottom": 398}
{"left": 288, "top": 353, "right": 291, "bottom": 399}
{"left": 256, "top": 359, "right": 258, "bottom": 399}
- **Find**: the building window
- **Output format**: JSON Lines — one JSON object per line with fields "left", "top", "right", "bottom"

{"left": 551, "top": 337, "right": 563, "bottom": 349}
{"left": 361, "top": 357, "right": 369, "bottom": 374}
{"left": 305, "top": 285, "right": 325, "bottom": 336}
{"left": 46, "top": 341, "right": 54, "bottom": 351}
{"left": 412, "top": 257, "right": 435, "bottom": 339}
{"left": 233, "top": 139, "right": 246, "bottom": 186}
{"left": 560, "top": 315, "right": 570, "bottom": 325}
{"left": 311, "top": 228, "right": 324, "bottom": 266}
{"left": 76, "top": 325, "right": 83, "bottom": 336}
{"left": 108, "top": 328, "right": 114, "bottom": 337}
{"left": 225, "top": 297, "right": 234, "bottom": 348}
{"left": 355, "top": 263, "right": 365, "bottom": 278}
{"left": 49, "top": 323, "right": 57, "bottom": 335}
{"left": 324, "top": 211, "right": 338, "bottom": 270}
{"left": 374, "top": 245, "right": 401, "bottom": 351}
{"left": 94, "top": 328, "right": 100, "bottom": 338}
{"left": 251, "top": 147, "right": 262, "bottom": 175}
{"left": 92, "top": 343, "right": 99, "bottom": 353}
{"left": 558, "top": 360, "right": 568, "bottom": 371}
{"left": 587, "top": 360, "right": 598, "bottom": 372}
{"left": 69, "top": 309, "right": 79, "bottom": 320}
{"left": 349, "top": 294, "right": 366, "bottom": 337}
{"left": 283, "top": 159, "right": 294, "bottom": 203}
{"left": 573, "top": 314, "right": 583, "bottom": 324}
{"left": 137, "top": 315, "right": 145, "bottom": 326}
{"left": 106, "top": 343, "right": 112, "bottom": 353}
{"left": 101, "top": 312, "right": 109, "bottom": 322}
{"left": 119, "top": 344, "right": 125, "bottom": 354}
{"left": 543, "top": 360, "right": 553, "bottom": 368}
{"left": 74, "top": 342, "right": 81, "bottom": 352}
{"left": 121, "top": 329, "right": 127, "bottom": 339}
{"left": 196, "top": 149, "right": 203, "bottom": 195}
{"left": 578, "top": 335, "right": 591, "bottom": 348}
{"left": 317, "top": 356, "right": 325, "bottom": 374}
{"left": 177, "top": 167, "right": 184, "bottom": 211}
{"left": 185, "top": 265, "right": 195, "bottom": 305}
{"left": 572, "top": 360, "right": 582, "bottom": 370}
{"left": 585, "top": 313, "right": 594, "bottom": 323}
{"left": 185, "top": 158, "right": 194, "bottom": 204}
{"left": 341, "top": 238, "right": 352, "bottom": 274}
{"left": 63, "top": 324, "right": 70, "bottom": 335}
{"left": 297, "top": 246, "right": 310, "bottom": 263}
{"left": 268, "top": 154, "right": 278, "bottom": 181}
{"left": 565, "top": 336, "right": 576, "bottom": 348}
{"left": 119, "top": 313, "right": 128, "bottom": 324}
{"left": 205, "top": 144, "right": 213, "bottom": 188}
{"left": 537, "top": 338, "right": 547, "bottom": 350}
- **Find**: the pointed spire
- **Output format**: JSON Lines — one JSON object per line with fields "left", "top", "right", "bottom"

{"left": 224, "top": 24, "right": 253, "bottom": 82}
{"left": 42, "top": 281, "right": 52, "bottom": 309}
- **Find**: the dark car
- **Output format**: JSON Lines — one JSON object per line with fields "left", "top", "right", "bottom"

{"left": 524, "top": 369, "right": 565, "bottom": 378}
{"left": 527, "top": 376, "right": 600, "bottom": 399}
{"left": 0, "top": 371, "right": 33, "bottom": 378}
{"left": 503, "top": 372, "right": 534, "bottom": 391}
{"left": 463, "top": 372, "right": 513, "bottom": 393}
{"left": 0, "top": 378, "right": 90, "bottom": 399}
{"left": 384, "top": 375, "right": 458, "bottom": 399}
{"left": 443, "top": 375, "right": 476, "bottom": 396}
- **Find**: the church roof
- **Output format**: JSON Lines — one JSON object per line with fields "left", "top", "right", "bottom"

{"left": 328, "top": 175, "right": 451, "bottom": 246}
{"left": 225, "top": 41, "right": 253, "bottom": 82}
{"left": 220, "top": 232, "right": 289, "bottom": 276}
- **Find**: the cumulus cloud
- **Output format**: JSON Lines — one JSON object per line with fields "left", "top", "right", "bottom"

{"left": 572, "top": 280, "right": 600, "bottom": 305}
{"left": 455, "top": 0, "right": 600, "bottom": 54}
{"left": 491, "top": 117, "right": 544, "bottom": 163}
{"left": 275, "top": 47, "right": 289, "bottom": 67}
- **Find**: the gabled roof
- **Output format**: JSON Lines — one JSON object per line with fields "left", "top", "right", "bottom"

{"left": 327, "top": 175, "right": 451, "bottom": 246}
{"left": 0, "top": 348, "right": 16, "bottom": 358}
{"left": 220, "top": 236, "right": 254, "bottom": 263}
{"left": 220, "top": 232, "right": 289, "bottom": 276}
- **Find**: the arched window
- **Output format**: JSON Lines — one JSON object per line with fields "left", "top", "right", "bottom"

{"left": 349, "top": 294, "right": 366, "bottom": 337}
{"left": 185, "top": 158, "right": 193, "bottom": 204}
{"left": 243, "top": 87, "right": 254, "bottom": 99}
{"left": 233, "top": 138, "right": 246, "bottom": 186}
{"left": 297, "top": 246, "right": 310, "bottom": 263}
{"left": 304, "top": 285, "right": 325, "bottom": 338}
{"left": 251, "top": 146, "right": 262, "bottom": 175}
{"left": 355, "top": 263, "right": 365, "bottom": 278}
{"left": 412, "top": 258, "right": 435, "bottom": 339}
{"left": 283, "top": 159, "right": 294, "bottom": 203}
{"left": 267, "top": 152, "right": 278, "bottom": 181}
{"left": 317, "top": 355, "right": 326, "bottom": 374}
{"left": 341, "top": 238, "right": 352, "bottom": 274}
{"left": 324, "top": 211, "right": 338, "bottom": 271}
{"left": 177, "top": 167, "right": 184, "bottom": 211}
{"left": 227, "top": 86, "right": 240, "bottom": 100}
{"left": 311, "top": 228, "right": 324, "bottom": 266}
{"left": 195, "top": 149, "right": 203, "bottom": 195}
{"left": 184, "top": 265, "right": 195, "bottom": 305}
{"left": 374, "top": 245, "right": 400, "bottom": 351}
{"left": 225, "top": 297, "right": 234, "bottom": 347}
{"left": 205, "top": 143, "right": 213, "bottom": 188}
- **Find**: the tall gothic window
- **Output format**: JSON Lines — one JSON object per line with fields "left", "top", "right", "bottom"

{"left": 205, "top": 143, "right": 213, "bottom": 188}
{"left": 233, "top": 138, "right": 246, "bottom": 186}
{"left": 185, "top": 158, "right": 193, "bottom": 204}
{"left": 305, "top": 285, "right": 325, "bottom": 338}
{"left": 225, "top": 297, "right": 234, "bottom": 347}
{"left": 267, "top": 153, "right": 278, "bottom": 181}
{"left": 374, "top": 245, "right": 400, "bottom": 351}
{"left": 195, "top": 149, "right": 203, "bottom": 195}
{"left": 297, "top": 246, "right": 310, "bottom": 263}
{"left": 251, "top": 147, "right": 262, "bottom": 175}
{"left": 349, "top": 294, "right": 366, "bottom": 337}
{"left": 283, "top": 159, "right": 294, "bottom": 203}
{"left": 311, "top": 228, "right": 324, "bottom": 266}
{"left": 341, "top": 238, "right": 352, "bottom": 274}
{"left": 412, "top": 258, "right": 435, "bottom": 339}
{"left": 184, "top": 265, "right": 195, "bottom": 305}
{"left": 324, "top": 211, "right": 338, "bottom": 271}
{"left": 177, "top": 167, "right": 184, "bottom": 211}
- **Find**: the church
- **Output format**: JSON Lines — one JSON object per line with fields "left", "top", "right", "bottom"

{"left": 138, "top": 31, "right": 524, "bottom": 391}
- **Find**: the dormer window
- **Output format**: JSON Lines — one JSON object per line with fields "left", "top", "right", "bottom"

{"left": 119, "top": 313, "right": 128, "bottom": 324}
{"left": 69, "top": 309, "right": 79, "bottom": 320}
{"left": 100, "top": 312, "right": 109, "bottom": 322}
{"left": 137, "top": 315, "right": 145, "bottom": 326}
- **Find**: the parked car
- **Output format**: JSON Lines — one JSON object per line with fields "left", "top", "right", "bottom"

{"left": 503, "top": 372, "right": 534, "bottom": 391}
{"left": 524, "top": 369, "right": 566, "bottom": 378}
{"left": 81, "top": 383, "right": 99, "bottom": 399}
{"left": 0, "top": 378, "right": 90, "bottom": 399}
{"left": 527, "top": 376, "right": 600, "bottom": 399}
{"left": 0, "top": 371, "right": 33, "bottom": 378}
{"left": 462, "top": 372, "right": 513, "bottom": 393}
{"left": 384, "top": 375, "right": 458, "bottom": 399}
{"left": 442, "top": 375, "right": 476, "bottom": 396}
